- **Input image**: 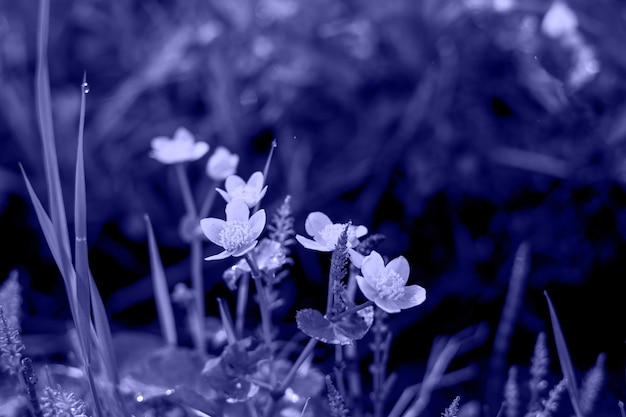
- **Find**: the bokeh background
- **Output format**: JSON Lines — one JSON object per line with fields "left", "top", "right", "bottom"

{"left": 1, "top": 0, "right": 625, "bottom": 414}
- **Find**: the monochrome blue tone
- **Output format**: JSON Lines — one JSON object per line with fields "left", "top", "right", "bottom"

{"left": 0, "top": 0, "right": 624, "bottom": 416}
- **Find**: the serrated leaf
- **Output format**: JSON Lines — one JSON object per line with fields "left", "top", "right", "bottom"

{"left": 296, "top": 308, "right": 374, "bottom": 345}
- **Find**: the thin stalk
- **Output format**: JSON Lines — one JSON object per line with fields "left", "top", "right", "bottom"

{"left": 277, "top": 338, "right": 317, "bottom": 393}
{"left": 174, "top": 164, "right": 205, "bottom": 354}
{"left": 198, "top": 179, "right": 219, "bottom": 219}
{"left": 236, "top": 272, "right": 250, "bottom": 338}
{"left": 244, "top": 253, "right": 275, "bottom": 386}
{"left": 253, "top": 139, "right": 277, "bottom": 214}
{"left": 331, "top": 301, "right": 374, "bottom": 322}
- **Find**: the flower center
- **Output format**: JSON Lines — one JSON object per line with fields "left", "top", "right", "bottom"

{"left": 219, "top": 220, "right": 251, "bottom": 251}
{"left": 375, "top": 270, "right": 404, "bottom": 300}
{"left": 318, "top": 224, "right": 356, "bottom": 248}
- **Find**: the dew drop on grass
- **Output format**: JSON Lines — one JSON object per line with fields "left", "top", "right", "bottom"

{"left": 81, "top": 82, "right": 90, "bottom": 94}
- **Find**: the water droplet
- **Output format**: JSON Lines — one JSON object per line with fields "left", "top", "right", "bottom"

{"left": 81, "top": 82, "right": 90, "bottom": 94}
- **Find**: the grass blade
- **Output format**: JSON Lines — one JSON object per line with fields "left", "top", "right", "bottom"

{"left": 144, "top": 215, "right": 178, "bottom": 347}
{"left": 74, "top": 72, "right": 92, "bottom": 366}
{"left": 36, "top": 0, "right": 71, "bottom": 268}
{"left": 89, "top": 271, "right": 119, "bottom": 384}
{"left": 544, "top": 291, "right": 584, "bottom": 417}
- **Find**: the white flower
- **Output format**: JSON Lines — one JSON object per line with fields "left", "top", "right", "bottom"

{"left": 295, "top": 212, "right": 367, "bottom": 252}
{"left": 150, "top": 127, "right": 209, "bottom": 164}
{"left": 216, "top": 171, "right": 268, "bottom": 208}
{"left": 356, "top": 251, "right": 426, "bottom": 314}
{"left": 207, "top": 146, "right": 240, "bottom": 181}
{"left": 541, "top": 1, "right": 578, "bottom": 39}
{"left": 236, "top": 238, "right": 287, "bottom": 273}
{"left": 201, "top": 199, "right": 266, "bottom": 261}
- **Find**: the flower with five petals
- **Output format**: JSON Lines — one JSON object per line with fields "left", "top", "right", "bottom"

{"left": 207, "top": 146, "right": 240, "bottom": 181}
{"left": 149, "top": 127, "right": 209, "bottom": 164}
{"left": 216, "top": 172, "right": 268, "bottom": 208}
{"left": 296, "top": 212, "right": 367, "bottom": 252}
{"left": 356, "top": 251, "right": 426, "bottom": 314}
{"left": 201, "top": 199, "right": 266, "bottom": 261}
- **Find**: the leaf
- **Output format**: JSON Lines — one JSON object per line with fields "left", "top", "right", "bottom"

{"left": 544, "top": 291, "right": 584, "bottom": 417}
{"left": 0, "top": 271, "right": 21, "bottom": 330}
{"left": 144, "top": 215, "right": 177, "bottom": 347}
{"left": 296, "top": 308, "right": 373, "bottom": 345}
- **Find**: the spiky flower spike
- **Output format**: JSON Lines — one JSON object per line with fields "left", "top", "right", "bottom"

{"left": 326, "top": 375, "right": 349, "bottom": 417}
{"left": 579, "top": 353, "right": 606, "bottom": 415}
{"left": 0, "top": 306, "right": 25, "bottom": 376}
{"left": 40, "top": 385, "right": 90, "bottom": 417}
{"left": 504, "top": 366, "right": 519, "bottom": 417}
{"left": 0, "top": 270, "right": 22, "bottom": 330}
{"left": 442, "top": 396, "right": 461, "bottom": 417}
{"left": 528, "top": 332, "right": 549, "bottom": 412}
{"left": 538, "top": 379, "right": 566, "bottom": 417}
{"left": 267, "top": 195, "right": 296, "bottom": 251}
{"left": 328, "top": 224, "right": 350, "bottom": 317}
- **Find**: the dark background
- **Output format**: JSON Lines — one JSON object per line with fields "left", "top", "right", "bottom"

{"left": 0, "top": 0, "right": 624, "bottom": 415}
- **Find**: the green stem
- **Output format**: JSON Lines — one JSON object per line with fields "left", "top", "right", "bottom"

{"left": 277, "top": 338, "right": 317, "bottom": 393}
{"left": 330, "top": 300, "right": 374, "bottom": 322}
{"left": 198, "top": 179, "right": 219, "bottom": 219}
{"left": 174, "top": 164, "right": 206, "bottom": 355}
{"left": 244, "top": 253, "right": 275, "bottom": 385}
{"left": 236, "top": 272, "right": 250, "bottom": 338}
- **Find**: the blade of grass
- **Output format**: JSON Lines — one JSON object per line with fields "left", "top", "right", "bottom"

{"left": 89, "top": 271, "right": 119, "bottom": 384}
{"left": 544, "top": 291, "right": 584, "bottom": 417}
{"left": 36, "top": 0, "right": 71, "bottom": 269}
{"left": 144, "top": 215, "right": 178, "bottom": 347}
{"left": 74, "top": 72, "right": 92, "bottom": 367}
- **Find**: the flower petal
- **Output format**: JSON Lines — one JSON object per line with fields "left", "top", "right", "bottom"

{"left": 205, "top": 250, "right": 233, "bottom": 261}
{"left": 191, "top": 142, "right": 210, "bottom": 160}
{"left": 200, "top": 218, "right": 226, "bottom": 246}
{"left": 226, "top": 199, "right": 250, "bottom": 222}
{"left": 348, "top": 249, "right": 364, "bottom": 268}
{"left": 216, "top": 188, "right": 231, "bottom": 203}
{"left": 296, "top": 235, "right": 332, "bottom": 251}
{"left": 304, "top": 212, "right": 332, "bottom": 237}
{"left": 361, "top": 251, "right": 385, "bottom": 280}
{"left": 375, "top": 298, "right": 401, "bottom": 314}
{"left": 151, "top": 136, "right": 171, "bottom": 150}
{"left": 386, "top": 256, "right": 410, "bottom": 284}
{"left": 232, "top": 240, "right": 258, "bottom": 257}
{"left": 225, "top": 175, "right": 246, "bottom": 193}
{"left": 174, "top": 127, "right": 195, "bottom": 144}
{"left": 247, "top": 171, "right": 265, "bottom": 190}
{"left": 356, "top": 275, "right": 378, "bottom": 302}
{"left": 354, "top": 225, "right": 368, "bottom": 238}
{"left": 249, "top": 209, "right": 266, "bottom": 240}
{"left": 395, "top": 285, "right": 426, "bottom": 310}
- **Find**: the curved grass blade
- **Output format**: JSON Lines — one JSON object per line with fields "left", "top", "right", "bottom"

{"left": 544, "top": 291, "right": 584, "bottom": 417}
{"left": 36, "top": 0, "right": 71, "bottom": 268}
{"left": 74, "top": 72, "right": 91, "bottom": 366}
{"left": 144, "top": 215, "right": 178, "bottom": 347}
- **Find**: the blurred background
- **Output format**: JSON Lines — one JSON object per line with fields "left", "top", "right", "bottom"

{"left": 0, "top": 0, "right": 625, "bottom": 414}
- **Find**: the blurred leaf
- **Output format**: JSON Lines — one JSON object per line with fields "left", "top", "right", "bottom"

{"left": 296, "top": 307, "right": 373, "bottom": 345}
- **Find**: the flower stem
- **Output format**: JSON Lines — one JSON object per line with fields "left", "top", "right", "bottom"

{"left": 198, "top": 179, "right": 219, "bottom": 219}
{"left": 236, "top": 272, "right": 250, "bottom": 338}
{"left": 277, "top": 337, "right": 317, "bottom": 393}
{"left": 174, "top": 164, "right": 206, "bottom": 355}
{"left": 330, "top": 300, "right": 374, "bottom": 322}
{"left": 244, "top": 253, "right": 275, "bottom": 385}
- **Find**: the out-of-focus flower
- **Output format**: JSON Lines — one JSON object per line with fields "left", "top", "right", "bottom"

{"left": 541, "top": 1, "right": 578, "bottom": 39}
{"left": 237, "top": 239, "right": 288, "bottom": 272}
{"left": 356, "top": 251, "right": 426, "bottom": 314}
{"left": 149, "top": 127, "right": 209, "bottom": 164}
{"left": 201, "top": 199, "right": 266, "bottom": 261}
{"left": 296, "top": 212, "right": 367, "bottom": 252}
{"left": 216, "top": 172, "right": 268, "bottom": 208}
{"left": 207, "top": 146, "right": 240, "bottom": 181}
